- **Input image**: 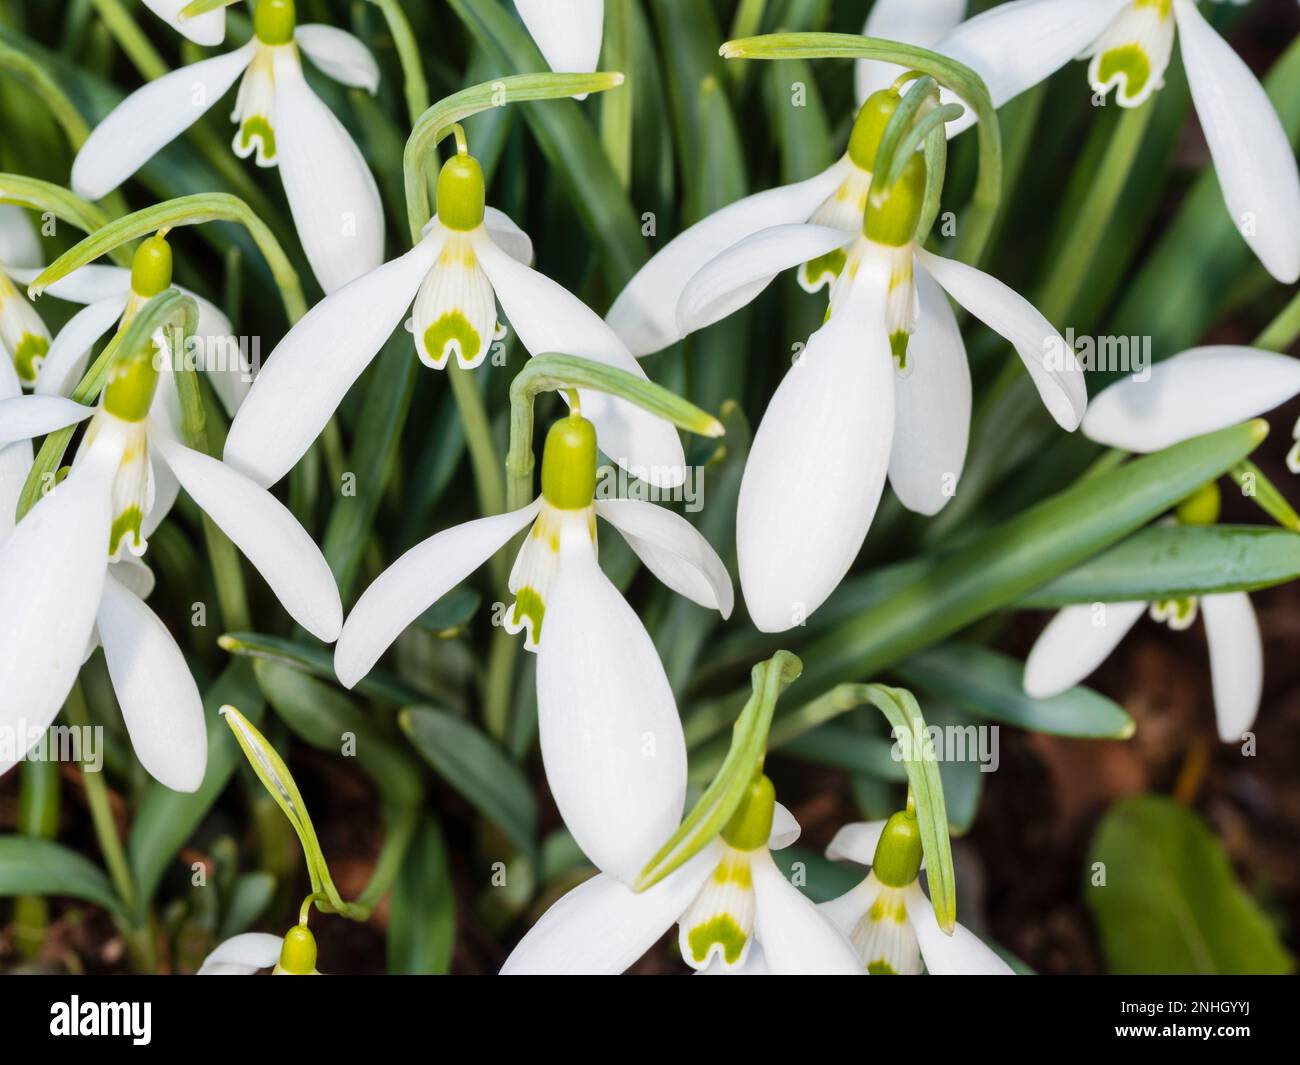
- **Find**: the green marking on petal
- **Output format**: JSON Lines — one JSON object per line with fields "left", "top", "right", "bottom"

{"left": 688, "top": 915, "right": 748, "bottom": 965}
{"left": 890, "top": 330, "right": 910, "bottom": 371}
{"left": 710, "top": 858, "right": 753, "bottom": 889}
{"left": 424, "top": 310, "right": 481, "bottom": 367}
{"left": 510, "top": 587, "right": 545, "bottom": 643}
{"left": 109, "top": 506, "right": 144, "bottom": 557}
{"left": 800, "top": 248, "right": 846, "bottom": 292}
{"left": 240, "top": 116, "right": 277, "bottom": 160}
{"left": 867, "top": 959, "right": 898, "bottom": 975}
{"left": 1097, "top": 46, "right": 1150, "bottom": 104}
{"left": 14, "top": 332, "right": 48, "bottom": 384}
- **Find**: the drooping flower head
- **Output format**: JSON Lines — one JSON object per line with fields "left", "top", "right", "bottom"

{"left": 198, "top": 923, "right": 320, "bottom": 976}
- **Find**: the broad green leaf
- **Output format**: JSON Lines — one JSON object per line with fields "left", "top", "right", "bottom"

{"left": 387, "top": 818, "right": 456, "bottom": 975}
{"left": 1021, "top": 524, "right": 1300, "bottom": 607}
{"left": 893, "top": 643, "right": 1135, "bottom": 740}
{"left": 1086, "top": 795, "right": 1294, "bottom": 974}
{"left": 415, "top": 587, "right": 482, "bottom": 635}
{"left": 217, "top": 871, "right": 276, "bottom": 941}
{"left": 780, "top": 725, "right": 905, "bottom": 781}
{"left": 0, "top": 837, "right": 127, "bottom": 919}
{"left": 399, "top": 706, "right": 538, "bottom": 856}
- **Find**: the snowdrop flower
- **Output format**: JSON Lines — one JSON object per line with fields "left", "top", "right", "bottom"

{"left": 141, "top": 0, "right": 225, "bottom": 46}
{"left": 606, "top": 94, "right": 903, "bottom": 357}
{"left": 0, "top": 342, "right": 342, "bottom": 788}
{"left": 502, "top": 774, "right": 863, "bottom": 974}
{"left": 821, "top": 812, "right": 1013, "bottom": 975}
{"left": 709, "top": 147, "right": 1083, "bottom": 632}
{"left": 514, "top": 0, "right": 603, "bottom": 78}
{"left": 336, "top": 414, "right": 731, "bottom": 881}
{"left": 937, "top": 0, "right": 1300, "bottom": 282}
{"left": 71, "top": 0, "right": 384, "bottom": 294}
{"left": 198, "top": 924, "right": 319, "bottom": 975}
{"left": 225, "top": 151, "right": 686, "bottom": 490}
{"left": 855, "top": 0, "right": 968, "bottom": 104}
{"left": 1025, "top": 345, "right": 1300, "bottom": 740}
{"left": 0, "top": 205, "right": 51, "bottom": 389}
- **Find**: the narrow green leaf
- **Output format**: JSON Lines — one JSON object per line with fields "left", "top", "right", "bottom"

{"left": 0, "top": 837, "right": 127, "bottom": 919}
{"left": 387, "top": 818, "right": 456, "bottom": 975}
{"left": 399, "top": 706, "right": 538, "bottom": 856}
{"left": 0, "top": 173, "right": 124, "bottom": 263}
{"left": 892, "top": 643, "right": 1135, "bottom": 740}
{"left": 1087, "top": 795, "right": 1294, "bottom": 974}
{"left": 1231, "top": 461, "right": 1300, "bottom": 533}
{"left": 1020, "top": 524, "right": 1300, "bottom": 607}
{"left": 415, "top": 587, "right": 481, "bottom": 635}
{"left": 217, "top": 872, "right": 276, "bottom": 940}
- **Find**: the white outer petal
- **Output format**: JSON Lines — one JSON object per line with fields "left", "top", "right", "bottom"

{"left": 888, "top": 263, "right": 970, "bottom": 515}
{"left": 676, "top": 223, "right": 856, "bottom": 336}
{"left": 905, "top": 881, "right": 1014, "bottom": 974}
{"left": 294, "top": 25, "right": 381, "bottom": 93}
{"left": 34, "top": 296, "right": 126, "bottom": 398}
{"left": 224, "top": 236, "right": 440, "bottom": 488}
{"left": 513, "top": 0, "right": 605, "bottom": 75}
{"left": 197, "top": 933, "right": 283, "bottom": 975}
{"left": 152, "top": 432, "right": 343, "bottom": 641}
{"left": 856, "top": 0, "right": 968, "bottom": 105}
{"left": 737, "top": 259, "right": 895, "bottom": 633}
{"left": 9, "top": 264, "right": 132, "bottom": 305}
{"left": 142, "top": 0, "right": 225, "bottom": 46}
{"left": 826, "top": 820, "right": 888, "bottom": 867}
{"left": 483, "top": 207, "right": 534, "bottom": 266}
{"left": 500, "top": 851, "right": 716, "bottom": 975}
{"left": 181, "top": 287, "right": 248, "bottom": 417}
{"left": 595, "top": 498, "right": 733, "bottom": 617}
{"left": 272, "top": 48, "right": 385, "bottom": 294}
{"left": 769, "top": 802, "right": 801, "bottom": 851}
{"left": 1083, "top": 346, "right": 1300, "bottom": 452}
{"left": 937, "top": 0, "right": 1131, "bottom": 136}
{"left": 71, "top": 44, "right": 256, "bottom": 200}
{"left": 819, "top": 877, "right": 885, "bottom": 938}
{"left": 97, "top": 570, "right": 206, "bottom": 792}
{"left": 1202, "top": 592, "right": 1263, "bottom": 742}
{"left": 1174, "top": 0, "right": 1300, "bottom": 283}
{"left": 1023, "top": 601, "right": 1147, "bottom": 698}
{"left": 917, "top": 247, "right": 1086, "bottom": 430}
{"left": 536, "top": 528, "right": 687, "bottom": 883}
{"left": 0, "top": 395, "right": 94, "bottom": 446}
{"left": 474, "top": 232, "right": 687, "bottom": 489}
{"left": 0, "top": 356, "right": 30, "bottom": 540}
{"left": 606, "top": 159, "right": 853, "bottom": 356}
{"left": 334, "top": 501, "right": 540, "bottom": 688}
{"left": 0, "top": 438, "right": 118, "bottom": 775}
{"left": 0, "top": 205, "right": 42, "bottom": 270}
{"left": 750, "top": 849, "right": 863, "bottom": 975}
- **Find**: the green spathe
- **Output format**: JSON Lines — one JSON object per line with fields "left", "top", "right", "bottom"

{"left": 721, "top": 774, "right": 776, "bottom": 851}
{"left": 130, "top": 234, "right": 173, "bottom": 298}
{"left": 255, "top": 0, "right": 296, "bottom": 46}
{"left": 437, "top": 154, "right": 486, "bottom": 232}
{"left": 872, "top": 809, "right": 923, "bottom": 888}
{"left": 865, "top": 152, "right": 926, "bottom": 247}
{"left": 540, "top": 415, "right": 597, "bottom": 510}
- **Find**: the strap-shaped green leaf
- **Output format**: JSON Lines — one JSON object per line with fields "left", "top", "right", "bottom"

{"left": 0, "top": 173, "right": 126, "bottom": 263}
{"left": 634, "top": 651, "right": 802, "bottom": 893}
{"left": 0, "top": 837, "right": 128, "bottom": 920}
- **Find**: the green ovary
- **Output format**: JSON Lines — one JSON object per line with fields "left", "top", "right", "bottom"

{"left": 688, "top": 915, "right": 748, "bottom": 965}
{"left": 800, "top": 248, "right": 846, "bottom": 290}
{"left": 424, "top": 311, "right": 481, "bottom": 366}
{"left": 1097, "top": 46, "right": 1150, "bottom": 103}
{"left": 14, "top": 333, "right": 48, "bottom": 383}
{"left": 510, "top": 587, "right": 544, "bottom": 643}
{"left": 110, "top": 506, "right": 144, "bottom": 557}
{"left": 867, "top": 959, "right": 898, "bottom": 975}
{"left": 240, "top": 117, "right": 277, "bottom": 159}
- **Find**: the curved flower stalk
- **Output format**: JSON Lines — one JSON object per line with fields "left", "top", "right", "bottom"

{"left": 199, "top": 923, "right": 319, "bottom": 975}
{"left": 1024, "top": 345, "right": 1300, "bottom": 740}
{"left": 0, "top": 204, "right": 52, "bottom": 389}
{"left": 936, "top": 0, "right": 1300, "bottom": 283}
{"left": 226, "top": 147, "right": 687, "bottom": 490}
{"left": 0, "top": 327, "right": 342, "bottom": 790}
{"left": 502, "top": 774, "right": 862, "bottom": 975}
{"left": 336, "top": 413, "right": 731, "bottom": 881}
{"left": 720, "top": 137, "right": 1084, "bottom": 632}
{"left": 855, "top": 0, "right": 968, "bottom": 105}
{"left": 142, "top": 0, "right": 226, "bottom": 46}
{"left": 513, "top": 0, "right": 604, "bottom": 79}
{"left": 71, "top": 0, "right": 383, "bottom": 295}
{"left": 820, "top": 811, "right": 1013, "bottom": 975}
